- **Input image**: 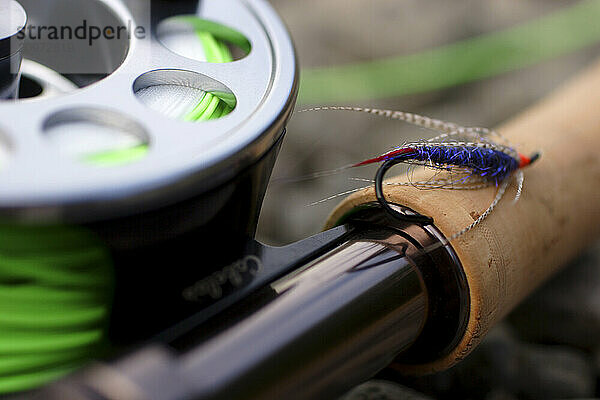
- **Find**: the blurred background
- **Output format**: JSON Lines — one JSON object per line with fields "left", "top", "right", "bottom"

{"left": 257, "top": 1, "right": 600, "bottom": 399}
{"left": 258, "top": 0, "right": 599, "bottom": 245}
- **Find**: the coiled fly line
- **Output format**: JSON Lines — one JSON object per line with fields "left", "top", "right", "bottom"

{"left": 0, "top": 20, "right": 240, "bottom": 394}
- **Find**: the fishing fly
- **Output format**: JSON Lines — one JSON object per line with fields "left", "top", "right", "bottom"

{"left": 299, "top": 106, "right": 541, "bottom": 240}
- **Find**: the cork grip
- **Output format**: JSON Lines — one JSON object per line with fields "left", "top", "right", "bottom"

{"left": 324, "top": 61, "right": 600, "bottom": 373}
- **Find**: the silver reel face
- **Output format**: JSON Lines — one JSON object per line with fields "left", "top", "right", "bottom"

{"left": 0, "top": 0, "right": 297, "bottom": 221}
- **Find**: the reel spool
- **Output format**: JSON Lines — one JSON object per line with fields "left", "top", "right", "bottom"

{"left": 0, "top": 0, "right": 297, "bottom": 394}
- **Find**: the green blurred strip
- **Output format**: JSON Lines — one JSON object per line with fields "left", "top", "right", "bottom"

{"left": 0, "top": 364, "right": 80, "bottom": 394}
{"left": 299, "top": 0, "right": 600, "bottom": 104}
{"left": 0, "top": 351, "right": 89, "bottom": 376}
{"left": 85, "top": 144, "right": 148, "bottom": 166}
{"left": 0, "top": 306, "right": 106, "bottom": 330}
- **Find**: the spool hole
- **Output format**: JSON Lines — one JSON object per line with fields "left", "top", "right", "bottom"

{"left": 18, "top": 76, "right": 43, "bottom": 99}
{"left": 43, "top": 108, "right": 149, "bottom": 166}
{"left": 15, "top": 0, "right": 132, "bottom": 90}
{"left": 157, "top": 16, "right": 251, "bottom": 63}
{"left": 133, "top": 69, "right": 236, "bottom": 121}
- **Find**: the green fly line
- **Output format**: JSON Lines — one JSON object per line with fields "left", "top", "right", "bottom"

{"left": 299, "top": 0, "right": 600, "bottom": 104}
{"left": 87, "top": 19, "right": 241, "bottom": 166}
{"left": 0, "top": 24, "right": 238, "bottom": 394}
{"left": 0, "top": 224, "right": 113, "bottom": 394}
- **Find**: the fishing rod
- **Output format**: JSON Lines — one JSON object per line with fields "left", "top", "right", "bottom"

{"left": 2, "top": 0, "right": 599, "bottom": 398}
{"left": 19, "top": 58, "right": 600, "bottom": 399}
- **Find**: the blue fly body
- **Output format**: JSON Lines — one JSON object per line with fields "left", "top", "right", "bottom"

{"left": 406, "top": 145, "right": 520, "bottom": 183}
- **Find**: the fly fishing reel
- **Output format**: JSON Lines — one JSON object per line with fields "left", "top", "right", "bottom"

{"left": 0, "top": 0, "right": 297, "bottom": 394}
{"left": 0, "top": 0, "right": 296, "bottom": 221}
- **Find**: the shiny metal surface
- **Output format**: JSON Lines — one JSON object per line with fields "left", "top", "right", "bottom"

{"left": 0, "top": 0, "right": 26, "bottom": 44}
{"left": 333, "top": 203, "right": 470, "bottom": 364}
{"left": 15, "top": 210, "right": 469, "bottom": 400}
{"left": 180, "top": 229, "right": 427, "bottom": 400}
{"left": 13, "top": 225, "right": 430, "bottom": 400}
{"left": 0, "top": 0, "right": 297, "bottom": 222}
{"left": 0, "top": 0, "right": 26, "bottom": 99}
